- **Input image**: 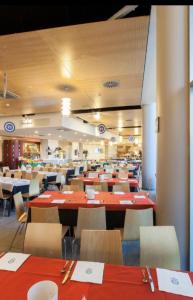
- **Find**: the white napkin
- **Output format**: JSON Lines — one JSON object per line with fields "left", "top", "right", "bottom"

{"left": 0, "top": 252, "right": 30, "bottom": 271}
{"left": 51, "top": 200, "right": 65, "bottom": 204}
{"left": 87, "top": 200, "right": 101, "bottom": 204}
{"left": 62, "top": 191, "right": 74, "bottom": 194}
{"left": 157, "top": 268, "right": 193, "bottom": 297}
{"left": 134, "top": 195, "right": 145, "bottom": 199}
{"left": 113, "top": 191, "right": 125, "bottom": 195}
{"left": 38, "top": 195, "right": 51, "bottom": 199}
{"left": 120, "top": 200, "right": 133, "bottom": 205}
{"left": 71, "top": 261, "right": 104, "bottom": 284}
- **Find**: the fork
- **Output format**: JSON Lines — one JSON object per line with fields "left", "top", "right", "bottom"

{"left": 60, "top": 260, "right": 69, "bottom": 273}
{"left": 142, "top": 269, "right": 148, "bottom": 283}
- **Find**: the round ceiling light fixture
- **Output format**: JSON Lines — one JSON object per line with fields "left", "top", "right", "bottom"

{"left": 103, "top": 80, "right": 119, "bottom": 88}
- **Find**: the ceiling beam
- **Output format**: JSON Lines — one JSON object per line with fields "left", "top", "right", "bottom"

{"left": 72, "top": 105, "right": 141, "bottom": 114}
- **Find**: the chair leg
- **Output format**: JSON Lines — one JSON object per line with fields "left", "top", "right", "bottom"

{"left": 63, "top": 238, "right": 67, "bottom": 259}
{"left": 8, "top": 223, "right": 22, "bottom": 251}
{"left": 3, "top": 200, "right": 7, "bottom": 217}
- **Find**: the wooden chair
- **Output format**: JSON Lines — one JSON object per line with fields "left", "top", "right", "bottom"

{"left": 85, "top": 184, "right": 102, "bottom": 192}
{"left": 9, "top": 192, "right": 28, "bottom": 250}
{"left": 100, "top": 181, "right": 108, "bottom": 192}
{"left": 140, "top": 226, "right": 181, "bottom": 270}
{"left": 117, "top": 171, "right": 128, "bottom": 179}
{"left": 22, "top": 172, "right": 32, "bottom": 180}
{"left": 0, "top": 183, "right": 12, "bottom": 217}
{"left": 80, "top": 230, "right": 123, "bottom": 265}
{"left": 113, "top": 183, "right": 130, "bottom": 193}
{"left": 22, "top": 178, "right": 40, "bottom": 201}
{"left": 61, "top": 185, "right": 80, "bottom": 192}
{"left": 14, "top": 171, "right": 22, "bottom": 179}
{"left": 5, "top": 171, "right": 12, "bottom": 177}
{"left": 100, "top": 173, "right": 112, "bottom": 179}
{"left": 120, "top": 208, "right": 153, "bottom": 240}
{"left": 31, "top": 206, "right": 69, "bottom": 258}
{"left": 87, "top": 172, "right": 99, "bottom": 178}
{"left": 24, "top": 223, "right": 62, "bottom": 258}
{"left": 72, "top": 206, "right": 106, "bottom": 257}
{"left": 71, "top": 179, "right": 84, "bottom": 191}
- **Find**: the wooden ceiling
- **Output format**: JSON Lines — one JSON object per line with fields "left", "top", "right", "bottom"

{"left": 0, "top": 16, "right": 149, "bottom": 119}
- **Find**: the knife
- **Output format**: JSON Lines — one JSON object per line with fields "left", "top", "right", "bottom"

{"left": 146, "top": 266, "right": 155, "bottom": 292}
{"left": 62, "top": 260, "right": 75, "bottom": 284}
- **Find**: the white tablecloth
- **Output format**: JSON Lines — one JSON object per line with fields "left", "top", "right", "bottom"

{"left": 0, "top": 177, "right": 30, "bottom": 192}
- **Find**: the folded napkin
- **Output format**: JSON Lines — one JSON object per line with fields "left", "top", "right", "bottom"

{"left": 71, "top": 261, "right": 104, "bottom": 284}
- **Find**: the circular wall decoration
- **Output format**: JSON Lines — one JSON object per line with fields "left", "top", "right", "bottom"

{"left": 4, "top": 121, "right": 16, "bottom": 133}
{"left": 128, "top": 135, "right": 135, "bottom": 142}
{"left": 98, "top": 124, "right": 106, "bottom": 134}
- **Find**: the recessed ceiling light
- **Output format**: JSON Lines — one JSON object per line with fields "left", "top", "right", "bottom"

{"left": 83, "top": 134, "right": 87, "bottom": 137}
{"left": 5, "top": 103, "right": 10, "bottom": 107}
{"left": 74, "top": 132, "right": 77, "bottom": 135}
{"left": 34, "top": 130, "right": 39, "bottom": 134}
{"left": 48, "top": 133, "right": 52, "bottom": 136}
{"left": 58, "top": 135, "right": 62, "bottom": 138}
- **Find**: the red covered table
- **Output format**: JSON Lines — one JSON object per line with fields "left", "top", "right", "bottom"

{"left": 27, "top": 191, "right": 155, "bottom": 228}
{"left": 0, "top": 255, "right": 191, "bottom": 300}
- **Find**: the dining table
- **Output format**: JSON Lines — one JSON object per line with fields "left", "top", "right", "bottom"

{"left": 0, "top": 254, "right": 192, "bottom": 300}
{"left": 72, "top": 177, "right": 139, "bottom": 192}
{"left": 27, "top": 191, "right": 155, "bottom": 228}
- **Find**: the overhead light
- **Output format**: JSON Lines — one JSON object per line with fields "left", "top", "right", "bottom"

{"left": 58, "top": 135, "right": 62, "bottom": 138}
{"left": 61, "top": 97, "right": 71, "bottom": 116}
{"left": 100, "top": 140, "right": 104, "bottom": 146}
{"left": 34, "top": 130, "right": 39, "bottom": 134}
{"left": 5, "top": 103, "right": 10, "bottom": 107}
{"left": 119, "top": 136, "right": 123, "bottom": 142}
{"left": 74, "top": 132, "right": 78, "bottom": 135}
{"left": 94, "top": 112, "right": 100, "bottom": 120}
{"left": 48, "top": 133, "right": 52, "bottom": 136}
{"left": 22, "top": 115, "right": 32, "bottom": 126}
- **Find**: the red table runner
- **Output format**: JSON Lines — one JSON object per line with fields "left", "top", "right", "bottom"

{"left": 0, "top": 255, "right": 191, "bottom": 300}
{"left": 27, "top": 191, "right": 155, "bottom": 211}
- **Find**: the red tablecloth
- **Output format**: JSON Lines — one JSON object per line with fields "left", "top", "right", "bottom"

{"left": 85, "top": 171, "right": 134, "bottom": 178}
{"left": 27, "top": 191, "right": 155, "bottom": 211}
{"left": 0, "top": 255, "right": 191, "bottom": 300}
{"left": 75, "top": 177, "right": 139, "bottom": 188}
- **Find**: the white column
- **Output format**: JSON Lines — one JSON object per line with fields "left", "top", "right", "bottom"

{"left": 40, "top": 139, "right": 48, "bottom": 160}
{"left": 142, "top": 103, "right": 156, "bottom": 190}
{"left": 156, "top": 5, "right": 189, "bottom": 270}
{"left": 79, "top": 142, "right": 83, "bottom": 160}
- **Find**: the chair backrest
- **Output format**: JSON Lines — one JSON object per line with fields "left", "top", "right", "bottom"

{"left": 13, "top": 192, "right": 25, "bottom": 221}
{"left": 80, "top": 230, "right": 123, "bottom": 265}
{"left": 3, "top": 166, "right": 9, "bottom": 173}
{"left": 23, "top": 172, "right": 32, "bottom": 180}
{"left": 61, "top": 184, "right": 79, "bottom": 192}
{"left": 71, "top": 179, "right": 84, "bottom": 191}
{"left": 88, "top": 172, "right": 98, "bottom": 178}
{"left": 0, "top": 183, "right": 4, "bottom": 199}
{"left": 113, "top": 183, "right": 130, "bottom": 193}
{"left": 74, "top": 166, "right": 80, "bottom": 176}
{"left": 31, "top": 206, "right": 60, "bottom": 223}
{"left": 5, "top": 171, "right": 12, "bottom": 177}
{"left": 123, "top": 208, "right": 153, "bottom": 240}
{"left": 140, "top": 226, "right": 181, "bottom": 270}
{"left": 76, "top": 206, "right": 106, "bottom": 239}
{"left": 14, "top": 171, "right": 22, "bottom": 179}
{"left": 55, "top": 173, "right": 62, "bottom": 184}
{"left": 100, "top": 173, "right": 112, "bottom": 179}
{"left": 32, "top": 172, "right": 39, "bottom": 179}
{"left": 118, "top": 171, "right": 128, "bottom": 179}
{"left": 100, "top": 181, "right": 108, "bottom": 192}
{"left": 85, "top": 184, "right": 102, "bottom": 192}
{"left": 24, "top": 223, "right": 62, "bottom": 258}
{"left": 29, "top": 178, "right": 40, "bottom": 196}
